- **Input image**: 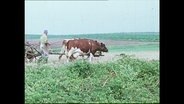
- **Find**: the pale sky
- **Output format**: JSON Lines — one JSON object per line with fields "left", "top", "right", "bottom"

{"left": 25, "top": 0, "right": 159, "bottom": 35}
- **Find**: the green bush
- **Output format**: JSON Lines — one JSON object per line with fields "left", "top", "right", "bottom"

{"left": 67, "top": 60, "right": 93, "bottom": 78}
{"left": 25, "top": 55, "right": 159, "bottom": 103}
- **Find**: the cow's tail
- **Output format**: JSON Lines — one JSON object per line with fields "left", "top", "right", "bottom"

{"left": 60, "top": 40, "right": 68, "bottom": 53}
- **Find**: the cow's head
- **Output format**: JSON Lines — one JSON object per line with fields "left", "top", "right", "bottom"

{"left": 99, "top": 42, "right": 108, "bottom": 52}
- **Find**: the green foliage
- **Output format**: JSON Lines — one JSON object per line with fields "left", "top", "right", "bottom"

{"left": 26, "top": 32, "right": 159, "bottom": 42}
{"left": 109, "top": 44, "right": 159, "bottom": 52}
{"left": 25, "top": 55, "right": 159, "bottom": 103}
{"left": 67, "top": 60, "right": 93, "bottom": 78}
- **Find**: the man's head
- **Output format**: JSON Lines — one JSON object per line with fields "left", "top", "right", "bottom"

{"left": 44, "top": 30, "right": 48, "bottom": 35}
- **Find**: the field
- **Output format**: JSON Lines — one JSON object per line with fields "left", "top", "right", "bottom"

{"left": 25, "top": 32, "right": 159, "bottom": 41}
{"left": 25, "top": 32, "right": 159, "bottom": 103}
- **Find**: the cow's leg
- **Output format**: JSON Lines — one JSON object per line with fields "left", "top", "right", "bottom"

{"left": 67, "top": 47, "right": 77, "bottom": 62}
{"left": 72, "top": 51, "right": 82, "bottom": 60}
{"left": 89, "top": 53, "right": 94, "bottom": 62}
{"left": 70, "top": 55, "right": 76, "bottom": 62}
{"left": 66, "top": 56, "right": 70, "bottom": 63}
{"left": 58, "top": 54, "right": 62, "bottom": 60}
{"left": 63, "top": 50, "right": 71, "bottom": 63}
{"left": 59, "top": 53, "right": 65, "bottom": 61}
{"left": 81, "top": 54, "right": 85, "bottom": 60}
{"left": 66, "top": 53, "right": 71, "bottom": 63}
{"left": 99, "top": 51, "right": 102, "bottom": 56}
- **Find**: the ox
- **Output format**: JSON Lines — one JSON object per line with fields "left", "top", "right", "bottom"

{"left": 58, "top": 38, "right": 75, "bottom": 60}
{"left": 59, "top": 38, "right": 108, "bottom": 62}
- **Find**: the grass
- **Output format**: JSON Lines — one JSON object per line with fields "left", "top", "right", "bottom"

{"left": 108, "top": 44, "right": 159, "bottom": 52}
{"left": 25, "top": 55, "right": 159, "bottom": 103}
{"left": 25, "top": 32, "right": 159, "bottom": 42}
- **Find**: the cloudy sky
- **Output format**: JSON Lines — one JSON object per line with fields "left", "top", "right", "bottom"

{"left": 25, "top": 0, "right": 159, "bottom": 35}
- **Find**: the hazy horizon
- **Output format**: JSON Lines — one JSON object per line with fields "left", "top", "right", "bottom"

{"left": 25, "top": 32, "right": 159, "bottom": 36}
{"left": 25, "top": 0, "right": 159, "bottom": 35}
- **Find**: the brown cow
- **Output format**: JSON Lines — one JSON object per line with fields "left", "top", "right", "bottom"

{"left": 59, "top": 38, "right": 108, "bottom": 62}
{"left": 58, "top": 39, "right": 75, "bottom": 60}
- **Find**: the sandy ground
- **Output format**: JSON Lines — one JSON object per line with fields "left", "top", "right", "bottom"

{"left": 25, "top": 51, "right": 159, "bottom": 67}
{"left": 45, "top": 51, "right": 159, "bottom": 64}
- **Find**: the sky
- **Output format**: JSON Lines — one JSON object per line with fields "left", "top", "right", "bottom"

{"left": 25, "top": 0, "right": 159, "bottom": 35}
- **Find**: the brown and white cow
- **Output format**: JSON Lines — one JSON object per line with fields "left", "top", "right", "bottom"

{"left": 58, "top": 38, "right": 76, "bottom": 60}
{"left": 59, "top": 38, "right": 108, "bottom": 62}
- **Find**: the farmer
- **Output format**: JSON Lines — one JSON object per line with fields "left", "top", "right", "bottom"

{"left": 39, "top": 30, "right": 50, "bottom": 63}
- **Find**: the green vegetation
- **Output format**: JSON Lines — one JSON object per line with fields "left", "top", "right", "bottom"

{"left": 25, "top": 32, "right": 159, "bottom": 42}
{"left": 109, "top": 44, "right": 159, "bottom": 52}
{"left": 25, "top": 55, "right": 159, "bottom": 103}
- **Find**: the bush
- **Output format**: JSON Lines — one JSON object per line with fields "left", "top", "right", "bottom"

{"left": 67, "top": 60, "right": 93, "bottom": 78}
{"left": 25, "top": 55, "right": 159, "bottom": 103}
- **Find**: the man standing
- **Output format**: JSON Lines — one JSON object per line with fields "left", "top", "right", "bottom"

{"left": 39, "top": 30, "right": 50, "bottom": 63}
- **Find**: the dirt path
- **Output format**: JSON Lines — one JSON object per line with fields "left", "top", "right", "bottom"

{"left": 46, "top": 51, "right": 159, "bottom": 64}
